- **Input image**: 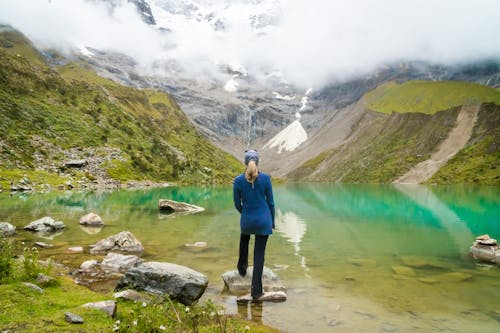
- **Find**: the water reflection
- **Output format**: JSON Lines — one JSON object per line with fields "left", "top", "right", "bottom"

{"left": 275, "top": 210, "right": 309, "bottom": 273}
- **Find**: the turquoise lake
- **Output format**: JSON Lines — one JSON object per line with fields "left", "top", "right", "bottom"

{"left": 1, "top": 183, "right": 499, "bottom": 332}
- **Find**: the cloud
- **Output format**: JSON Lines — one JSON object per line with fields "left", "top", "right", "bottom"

{"left": 1, "top": 0, "right": 499, "bottom": 88}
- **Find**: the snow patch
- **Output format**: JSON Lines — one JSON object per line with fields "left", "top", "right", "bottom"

{"left": 264, "top": 119, "right": 307, "bottom": 153}
{"left": 224, "top": 77, "right": 238, "bottom": 92}
{"left": 273, "top": 92, "right": 296, "bottom": 100}
{"left": 299, "top": 88, "right": 313, "bottom": 111}
{"left": 78, "top": 45, "right": 94, "bottom": 57}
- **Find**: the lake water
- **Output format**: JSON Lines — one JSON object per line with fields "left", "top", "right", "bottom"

{"left": 1, "top": 184, "right": 499, "bottom": 332}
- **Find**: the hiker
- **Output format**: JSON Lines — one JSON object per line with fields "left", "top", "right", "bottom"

{"left": 233, "top": 149, "right": 275, "bottom": 300}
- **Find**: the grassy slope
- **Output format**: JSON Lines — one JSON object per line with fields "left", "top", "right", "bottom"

{"left": 0, "top": 29, "right": 241, "bottom": 187}
{"left": 365, "top": 80, "right": 500, "bottom": 114}
{"left": 429, "top": 103, "right": 500, "bottom": 185}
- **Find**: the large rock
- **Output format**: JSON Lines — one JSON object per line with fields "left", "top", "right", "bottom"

{"left": 221, "top": 267, "right": 286, "bottom": 293}
{"left": 158, "top": 199, "right": 205, "bottom": 214}
{"left": 24, "top": 216, "right": 65, "bottom": 233}
{"left": 0, "top": 222, "right": 16, "bottom": 236}
{"left": 79, "top": 212, "right": 103, "bottom": 226}
{"left": 89, "top": 231, "right": 144, "bottom": 254}
{"left": 101, "top": 252, "right": 144, "bottom": 273}
{"left": 65, "top": 312, "right": 84, "bottom": 324}
{"left": 116, "top": 262, "right": 208, "bottom": 305}
{"left": 469, "top": 235, "right": 500, "bottom": 265}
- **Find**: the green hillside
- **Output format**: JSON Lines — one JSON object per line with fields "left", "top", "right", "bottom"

{"left": 366, "top": 80, "right": 500, "bottom": 114}
{"left": 0, "top": 29, "right": 241, "bottom": 189}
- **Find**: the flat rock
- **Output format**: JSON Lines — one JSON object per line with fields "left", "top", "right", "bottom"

{"left": 35, "top": 241, "right": 54, "bottom": 248}
{"left": 158, "top": 199, "right": 204, "bottom": 214}
{"left": 400, "top": 256, "right": 449, "bottom": 269}
{"left": 24, "top": 216, "right": 65, "bottom": 233}
{"left": 65, "top": 159, "right": 87, "bottom": 168}
{"left": 113, "top": 289, "right": 151, "bottom": 303}
{"left": 236, "top": 291, "right": 287, "bottom": 304}
{"left": 185, "top": 241, "right": 207, "bottom": 248}
{"left": 80, "top": 259, "right": 99, "bottom": 271}
{"left": 79, "top": 212, "right": 103, "bottom": 226}
{"left": 65, "top": 312, "right": 84, "bottom": 324}
{"left": 348, "top": 258, "right": 377, "bottom": 267}
{"left": 221, "top": 267, "right": 286, "bottom": 293}
{"left": 101, "top": 252, "right": 144, "bottom": 273}
{"left": 89, "top": 231, "right": 144, "bottom": 254}
{"left": 0, "top": 222, "right": 16, "bottom": 236}
{"left": 419, "top": 272, "right": 472, "bottom": 284}
{"left": 22, "top": 282, "right": 44, "bottom": 294}
{"left": 82, "top": 300, "right": 116, "bottom": 317}
{"left": 116, "top": 261, "right": 208, "bottom": 305}
{"left": 469, "top": 242, "right": 500, "bottom": 264}
{"left": 68, "top": 246, "right": 84, "bottom": 253}
{"left": 392, "top": 266, "right": 416, "bottom": 277}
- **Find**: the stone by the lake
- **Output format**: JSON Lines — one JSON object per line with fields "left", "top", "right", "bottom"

{"left": 236, "top": 291, "right": 287, "bottom": 304}
{"left": 469, "top": 238, "right": 500, "bottom": 265}
{"left": 0, "top": 222, "right": 16, "bottom": 236}
{"left": 68, "top": 246, "right": 84, "bottom": 253}
{"left": 221, "top": 267, "right": 286, "bottom": 293}
{"left": 101, "top": 252, "right": 144, "bottom": 273}
{"left": 392, "top": 266, "right": 416, "bottom": 277}
{"left": 65, "top": 312, "right": 84, "bottom": 324}
{"left": 80, "top": 259, "right": 99, "bottom": 271}
{"left": 113, "top": 289, "right": 151, "bottom": 303}
{"left": 35, "top": 241, "right": 54, "bottom": 248}
{"left": 24, "top": 216, "right": 65, "bottom": 233}
{"left": 185, "top": 241, "right": 207, "bottom": 248}
{"left": 82, "top": 300, "right": 116, "bottom": 317}
{"left": 476, "top": 234, "right": 490, "bottom": 241}
{"left": 89, "top": 231, "right": 144, "bottom": 254}
{"left": 22, "top": 282, "right": 44, "bottom": 294}
{"left": 116, "top": 262, "right": 208, "bottom": 305}
{"left": 477, "top": 238, "right": 497, "bottom": 246}
{"left": 158, "top": 199, "right": 205, "bottom": 214}
{"left": 79, "top": 212, "right": 103, "bottom": 226}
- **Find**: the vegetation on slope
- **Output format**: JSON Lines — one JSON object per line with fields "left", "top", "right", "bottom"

{"left": 366, "top": 80, "right": 500, "bottom": 114}
{"left": 429, "top": 103, "right": 500, "bottom": 185}
{"left": 0, "top": 28, "right": 241, "bottom": 188}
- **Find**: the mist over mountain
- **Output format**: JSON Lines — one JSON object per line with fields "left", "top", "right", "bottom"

{"left": 1, "top": 0, "right": 500, "bottom": 89}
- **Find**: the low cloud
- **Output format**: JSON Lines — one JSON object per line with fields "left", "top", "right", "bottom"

{"left": 1, "top": 0, "right": 499, "bottom": 88}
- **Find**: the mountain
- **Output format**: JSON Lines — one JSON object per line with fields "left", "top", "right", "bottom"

{"left": 0, "top": 27, "right": 241, "bottom": 190}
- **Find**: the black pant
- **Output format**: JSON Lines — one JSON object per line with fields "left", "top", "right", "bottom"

{"left": 238, "top": 233, "right": 269, "bottom": 298}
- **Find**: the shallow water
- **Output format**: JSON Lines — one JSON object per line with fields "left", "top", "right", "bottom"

{"left": 1, "top": 184, "right": 499, "bottom": 332}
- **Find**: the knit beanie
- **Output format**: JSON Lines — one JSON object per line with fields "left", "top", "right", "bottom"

{"left": 244, "top": 149, "right": 259, "bottom": 166}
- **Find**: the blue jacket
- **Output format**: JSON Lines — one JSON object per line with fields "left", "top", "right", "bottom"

{"left": 233, "top": 172, "right": 275, "bottom": 235}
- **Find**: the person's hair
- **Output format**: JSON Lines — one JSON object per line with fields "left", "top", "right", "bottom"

{"left": 245, "top": 160, "right": 258, "bottom": 183}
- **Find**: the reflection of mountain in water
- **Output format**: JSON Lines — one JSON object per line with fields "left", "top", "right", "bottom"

{"left": 275, "top": 210, "right": 308, "bottom": 271}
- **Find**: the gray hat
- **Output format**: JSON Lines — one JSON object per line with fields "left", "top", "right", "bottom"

{"left": 244, "top": 149, "right": 259, "bottom": 165}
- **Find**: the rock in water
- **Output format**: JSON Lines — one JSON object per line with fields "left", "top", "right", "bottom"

{"left": 236, "top": 291, "right": 287, "bottom": 304}
{"left": 65, "top": 312, "right": 84, "bottom": 324}
{"left": 89, "top": 231, "right": 144, "bottom": 254}
{"left": 116, "top": 262, "right": 208, "bottom": 305}
{"left": 79, "top": 212, "right": 103, "bottom": 226}
{"left": 101, "top": 252, "right": 144, "bottom": 273}
{"left": 82, "top": 300, "right": 116, "bottom": 317}
{"left": 158, "top": 199, "right": 205, "bottom": 214}
{"left": 469, "top": 235, "right": 500, "bottom": 265}
{"left": 0, "top": 222, "right": 16, "bottom": 236}
{"left": 24, "top": 216, "right": 65, "bottom": 233}
{"left": 391, "top": 266, "right": 416, "bottom": 277}
{"left": 221, "top": 267, "right": 286, "bottom": 293}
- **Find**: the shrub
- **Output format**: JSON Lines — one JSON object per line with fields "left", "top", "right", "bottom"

{"left": 0, "top": 236, "right": 17, "bottom": 282}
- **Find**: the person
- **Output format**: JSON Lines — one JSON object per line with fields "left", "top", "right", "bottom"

{"left": 233, "top": 149, "right": 275, "bottom": 301}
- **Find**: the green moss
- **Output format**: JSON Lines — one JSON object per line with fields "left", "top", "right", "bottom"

{"left": 0, "top": 29, "right": 241, "bottom": 186}
{"left": 366, "top": 80, "right": 500, "bottom": 114}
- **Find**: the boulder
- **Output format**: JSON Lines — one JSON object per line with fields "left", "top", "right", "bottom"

{"left": 116, "top": 262, "right": 208, "bottom": 305}
{"left": 24, "top": 216, "right": 65, "bottom": 233}
{"left": 82, "top": 300, "right": 116, "bottom": 317}
{"left": 22, "top": 282, "right": 44, "bottom": 294}
{"left": 36, "top": 273, "right": 57, "bottom": 287}
{"left": 101, "top": 253, "right": 144, "bottom": 273}
{"left": 79, "top": 212, "right": 103, "bottom": 226}
{"left": 469, "top": 235, "right": 500, "bottom": 265}
{"left": 65, "top": 159, "right": 87, "bottom": 168}
{"left": 65, "top": 312, "right": 84, "bottom": 324}
{"left": 0, "top": 222, "right": 16, "bottom": 236}
{"left": 80, "top": 259, "right": 99, "bottom": 271}
{"left": 221, "top": 267, "right": 286, "bottom": 293}
{"left": 89, "top": 231, "right": 144, "bottom": 254}
{"left": 158, "top": 199, "right": 205, "bottom": 214}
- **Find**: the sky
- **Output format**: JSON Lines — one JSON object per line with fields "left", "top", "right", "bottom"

{"left": 1, "top": 0, "right": 499, "bottom": 88}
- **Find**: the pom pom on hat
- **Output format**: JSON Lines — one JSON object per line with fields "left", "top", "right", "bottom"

{"left": 244, "top": 149, "right": 259, "bottom": 165}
